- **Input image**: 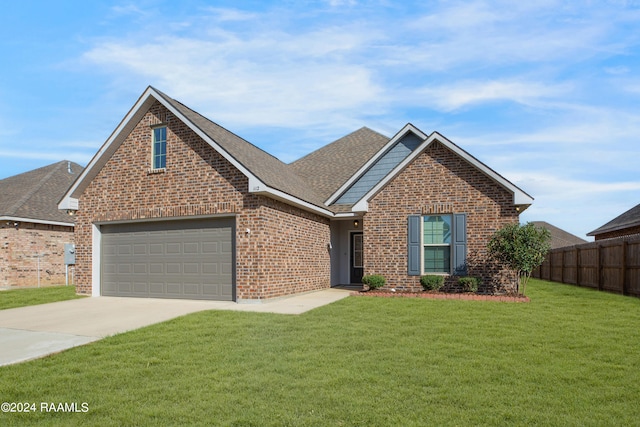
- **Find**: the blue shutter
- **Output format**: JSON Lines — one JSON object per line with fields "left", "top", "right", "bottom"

{"left": 453, "top": 213, "right": 467, "bottom": 276}
{"left": 408, "top": 216, "right": 421, "bottom": 276}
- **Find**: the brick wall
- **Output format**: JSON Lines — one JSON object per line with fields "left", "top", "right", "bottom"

{"left": 76, "top": 101, "right": 330, "bottom": 300}
{"left": 594, "top": 226, "right": 640, "bottom": 241}
{"left": 0, "top": 222, "right": 74, "bottom": 287}
{"left": 364, "top": 141, "right": 519, "bottom": 293}
{"left": 237, "top": 197, "right": 331, "bottom": 300}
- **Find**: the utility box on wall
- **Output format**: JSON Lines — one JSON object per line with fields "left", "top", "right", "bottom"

{"left": 64, "top": 243, "right": 76, "bottom": 265}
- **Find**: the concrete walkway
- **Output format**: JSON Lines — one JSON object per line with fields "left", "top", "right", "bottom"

{"left": 0, "top": 288, "right": 350, "bottom": 367}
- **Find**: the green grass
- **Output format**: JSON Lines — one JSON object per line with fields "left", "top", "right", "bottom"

{"left": 1, "top": 279, "right": 639, "bottom": 426}
{"left": 0, "top": 286, "right": 84, "bottom": 310}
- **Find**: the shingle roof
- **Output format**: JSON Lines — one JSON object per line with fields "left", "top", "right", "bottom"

{"left": 531, "top": 221, "right": 588, "bottom": 249}
{"left": 152, "top": 88, "right": 327, "bottom": 208}
{"left": 60, "top": 86, "right": 534, "bottom": 217}
{"left": 587, "top": 203, "right": 640, "bottom": 237}
{"left": 0, "top": 161, "right": 83, "bottom": 224}
{"left": 289, "top": 127, "right": 390, "bottom": 202}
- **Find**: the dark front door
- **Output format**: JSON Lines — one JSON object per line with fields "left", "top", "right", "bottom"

{"left": 350, "top": 232, "right": 364, "bottom": 284}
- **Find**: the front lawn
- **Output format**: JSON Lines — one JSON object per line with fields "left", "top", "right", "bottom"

{"left": 0, "top": 286, "right": 84, "bottom": 310}
{"left": 1, "top": 279, "right": 639, "bottom": 426}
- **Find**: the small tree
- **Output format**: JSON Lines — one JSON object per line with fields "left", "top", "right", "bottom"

{"left": 487, "top": 222, "right": 551, "bottom": 295}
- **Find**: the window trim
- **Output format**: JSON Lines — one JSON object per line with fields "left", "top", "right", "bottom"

{"left": 408, "top": 213, "right": 467, "bottom": 277}
{"left": 151, "top": 125, "right": 167, "bottom": 171}
{"left": 421, "top": 214, "right": 452, "bottom": 274}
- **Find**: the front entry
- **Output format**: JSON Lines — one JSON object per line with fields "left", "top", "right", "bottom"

{"left": 350, "top": 232, "right": 364, "bottom": 284}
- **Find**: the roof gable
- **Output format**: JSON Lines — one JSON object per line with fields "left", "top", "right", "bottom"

{"left": 351, "top": 130, "right": 534, "bottom": 212}
{"left": 587, "top": 203, "right": 640, "bottom": 236}
{"left": 60, "top": 86, "right": 330, "bottom": 215}
{"left": 0, "top": 161, "right": 83, "bottom": 225}
{"left": 326, "top": 124, "right": 428, "bottom": 206}
{"left": 334, "top": 130, "right": 423, "bottom": 205}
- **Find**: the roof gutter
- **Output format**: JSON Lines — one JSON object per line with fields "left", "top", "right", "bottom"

{"left": 0, "top": 216, "right": 74, "bottom": 228}
{"left": 249, "top": 178, "right": 335, "bottom": 218}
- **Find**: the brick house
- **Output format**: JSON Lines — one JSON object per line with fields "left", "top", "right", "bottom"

{"left": 587, "top": 203, "right": 640, "bottom": 240}
{"left": 59, "top": 87, "right": 533, "bottom": 302}
{"left": 0, "top": 161, "right": 82, "bottom": 287}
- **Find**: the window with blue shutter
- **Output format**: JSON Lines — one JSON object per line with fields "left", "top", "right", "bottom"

{"left": 452, "top": 213, "right": 467, "bottom": 276}
{"left": 408, "top": 216, "right": 421, "bottom": 276}
{"left": 407, "top": 213, "right": 467, "bottom": 276}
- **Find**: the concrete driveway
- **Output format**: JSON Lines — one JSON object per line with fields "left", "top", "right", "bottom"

{"left": 0, "top": 288, "right": 350, "bottom": 366}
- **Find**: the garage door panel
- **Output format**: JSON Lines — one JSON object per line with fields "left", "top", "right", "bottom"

{"left": 133, "top": 244, "right": 147, "bottom": 255}
{"left": 166, "top": 243, "right": 181, "bottom": 254}
{"left": 117, "top": 282, "right": 132, "bottom": 293}
{"left": 221, "top": 284, "right": 233, "bottom": 298}
{"left": 117, "top": 245, "right": 132, "bottom": 256}
{"left": 149, "top": 244, "right": 163, "bottom": 255}
{"left": 222, "top": 262, "right": 233, "bottom": 274}
{"left": 184, "top": 263, "right": 199, "bottom": 274}
{"left": 133, "top": 264, "right": 147, "bottom": 274}
{"left": 166, "top": 263, "right": 181, "bottom": 274}
{"left": 102, "top": 263, "right": 117, "bottom": 274}
{"left": 101, "top": 218, "right": 234, "bottom": 301}
{"left": 183, "top": 283, "right": 200, "bottom": 295}
{"left": 103, "top": 244, "right": 117, "bottom": 256}
{"left": 202, "top": 242, "right": 218, "bottom": 254}
{"left": 202, "top": 263, "right": 218, "bottom": 274}
{"left": 102, "top": 281, "right": 117, "bottom": 293}
{"left": 149, "top": 263, "right": 163, "bottom": 274}
{"left": 166, "top": 283, "right": 182, "bottom": 295}
{"left": 184, "top": 242, "right": 199, "bottom": 254}
{"left": 149, "top": 282, "right": 164, "bottom": 293}
{"left": 118, "top": 264, "right": 132, "bottom": 274}
{"left": 133, "top": 282, "right": 148, "bottom": 293}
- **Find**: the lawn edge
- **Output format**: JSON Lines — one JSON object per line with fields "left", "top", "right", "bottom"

{"left": 350, "top": 291, "right": 530, "bottom": 302}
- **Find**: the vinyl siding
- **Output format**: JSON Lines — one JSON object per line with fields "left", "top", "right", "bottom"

{"left": 336, "top": 132, "right": 423, "bottom": 205}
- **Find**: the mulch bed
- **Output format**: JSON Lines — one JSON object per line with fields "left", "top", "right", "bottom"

{"left": 350, "top": 290, "right": 530, "bottom": 303}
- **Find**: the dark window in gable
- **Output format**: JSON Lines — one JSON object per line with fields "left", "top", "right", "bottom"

{"left": 152, "top": 126, "right": 167, "bottom": 170}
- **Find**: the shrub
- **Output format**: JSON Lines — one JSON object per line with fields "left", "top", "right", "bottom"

{"left": 458, "top": 276, "right": 480, "bottom": 293}
{"left": 420, "top": 275, "right": 444, "bottom": 291}
{"left": 362, "top": 274, "right": 386, "bottom": 290}
{"left": 487, "top": 222, "right": 551, "bottom": 295}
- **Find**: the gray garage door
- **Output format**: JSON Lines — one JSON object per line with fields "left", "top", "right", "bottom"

{"left": 101, "top": 218, "right": 234, "bottom": 300}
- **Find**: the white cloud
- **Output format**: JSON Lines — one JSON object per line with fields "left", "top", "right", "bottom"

{"left": 510, "top": 170, "right": 640, "bottom": 237}
{"left": 110, "top": 4, "right": 145, "bottom": 16}
{"left": 605, "top": 66, "right": 631, "bottom": 75}
{"left": 0, "top": 149, "right": 92, "bottom": 164}
{"left": 83, "top": 24, "right": 387, "bottom": 129}
{"left": 203, "top": 7, "right": 258, "bottom": 22}
{"left": 383, "top": 0, "right": 639, "bottom": 75}
{"left": 326, "top": 0, "right": 358, "bottom": 6}
{"left": 416, "top": 79, "right": 568, "bottom": 112}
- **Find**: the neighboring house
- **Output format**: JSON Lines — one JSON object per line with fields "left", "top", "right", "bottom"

{"left": 587, "top": 203, "right": 640, "bottom": 240}
{"left": 0, "top": 161, "right": 83, "bottom": 287}
{"left": 531, "top": 221, "right": 588, "bottom": 249}
{"left": 59, "top": 86, "right": 534, "bottom": 302}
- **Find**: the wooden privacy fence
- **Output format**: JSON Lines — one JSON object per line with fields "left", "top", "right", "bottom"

{"left": 532, "top": 234, "right": 640, "bottom": 297}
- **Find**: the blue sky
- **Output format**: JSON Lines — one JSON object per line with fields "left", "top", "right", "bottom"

{"left": 1, "top": 0, "right": 639, "bottom": 239}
